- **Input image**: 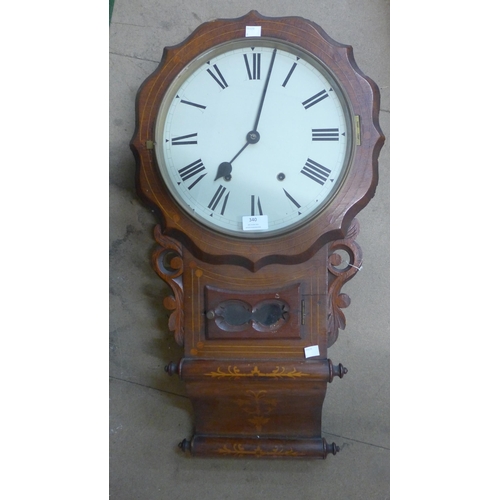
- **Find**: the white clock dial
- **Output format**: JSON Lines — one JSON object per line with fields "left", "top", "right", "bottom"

{"left": 155, "top": 39, "right": 353, "bottom": 238}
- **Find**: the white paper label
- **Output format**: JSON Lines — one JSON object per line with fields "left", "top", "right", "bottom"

{"left": 304, "top": 345, "right": 320, "bottom": 358}
{"left": 242, "top": 215, "right": 268, "bottom": 231}
{"left": 245, "top": 26, "right": 262, "bottom": 37}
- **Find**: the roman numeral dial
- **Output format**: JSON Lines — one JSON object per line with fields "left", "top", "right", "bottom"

{"left": 157, "top": 42, "right": 350, "bottom": 237}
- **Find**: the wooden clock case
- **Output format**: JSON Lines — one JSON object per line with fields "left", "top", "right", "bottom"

{"left": 130, "top": 10, "right": 384, "bottom": 459}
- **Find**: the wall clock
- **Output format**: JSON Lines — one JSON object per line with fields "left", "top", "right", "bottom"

{"left": 131, "top": 10, "right": 384, "bottom": 459}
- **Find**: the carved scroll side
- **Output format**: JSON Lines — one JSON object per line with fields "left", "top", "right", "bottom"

{"left": 327, "top": 218, "right": 363, "bottom": 346}
{"left": 152, "top": 224, "right": 184, "bottom": 346}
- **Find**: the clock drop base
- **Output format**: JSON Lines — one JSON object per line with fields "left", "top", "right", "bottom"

{"left": 157, "top": 225, "right": 363, "bottom": 460}
{"left": 167, "top": 357, "right": 344, "bottom": 459}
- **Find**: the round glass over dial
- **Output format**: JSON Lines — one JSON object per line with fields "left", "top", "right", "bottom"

{"left": 155, "top": 39, "right": 353, "bottom": 238}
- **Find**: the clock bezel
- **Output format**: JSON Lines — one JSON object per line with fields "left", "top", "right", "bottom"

{"left": 131, "top": 10, "right": 384, "bottom": 270}
{"left": 153, "top": 37, "right": 355, "bottom": 240}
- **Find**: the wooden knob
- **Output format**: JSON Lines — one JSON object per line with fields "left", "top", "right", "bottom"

{"left": 328, "top": 360, "right": 348, "bottom": 382}
{"left": 325, "top": 441, "right": 341, "bottom": 456}
{"left": 178, "top": 439, "right": 191, "bottom": 453}
{"left": 165, "top": 361, "right": 179, "bottom": 376}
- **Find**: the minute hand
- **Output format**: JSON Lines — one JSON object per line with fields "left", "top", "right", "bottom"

{"left": 214, "top": 49, "right": 278, "bottom": 182}
{"left": 252, "top": 48, "right": 277, "bottom": 132}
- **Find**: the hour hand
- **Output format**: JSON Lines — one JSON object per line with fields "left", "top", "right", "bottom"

{"left": 214, "top": 133, "right": 258, "bottom": 180}
{"left": 214, "top": 162, "right": 232, "bottom": 181}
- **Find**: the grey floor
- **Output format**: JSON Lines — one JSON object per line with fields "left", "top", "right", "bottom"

{"left": 110, "top": 1, "right": 389, "bottom": 498}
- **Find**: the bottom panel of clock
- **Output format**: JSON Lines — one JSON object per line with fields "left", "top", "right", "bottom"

{"left": 181, "top": 359, "right": 330, "bottom": 438}
{"left": 172, "top": 358, "right": 342, "bottom": 458}
{"left": 179, "top": 435, "right": 340, "bottom": 459}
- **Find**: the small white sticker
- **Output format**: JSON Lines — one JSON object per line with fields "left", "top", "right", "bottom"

{"left": 242, "top": 215, "right": 268, "bottom": 231}
{"left": 246, "top": 26, "right": 262, "bottom": 37}
{"left": 304, "top": 345, "right": 320, "bottom": 358}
